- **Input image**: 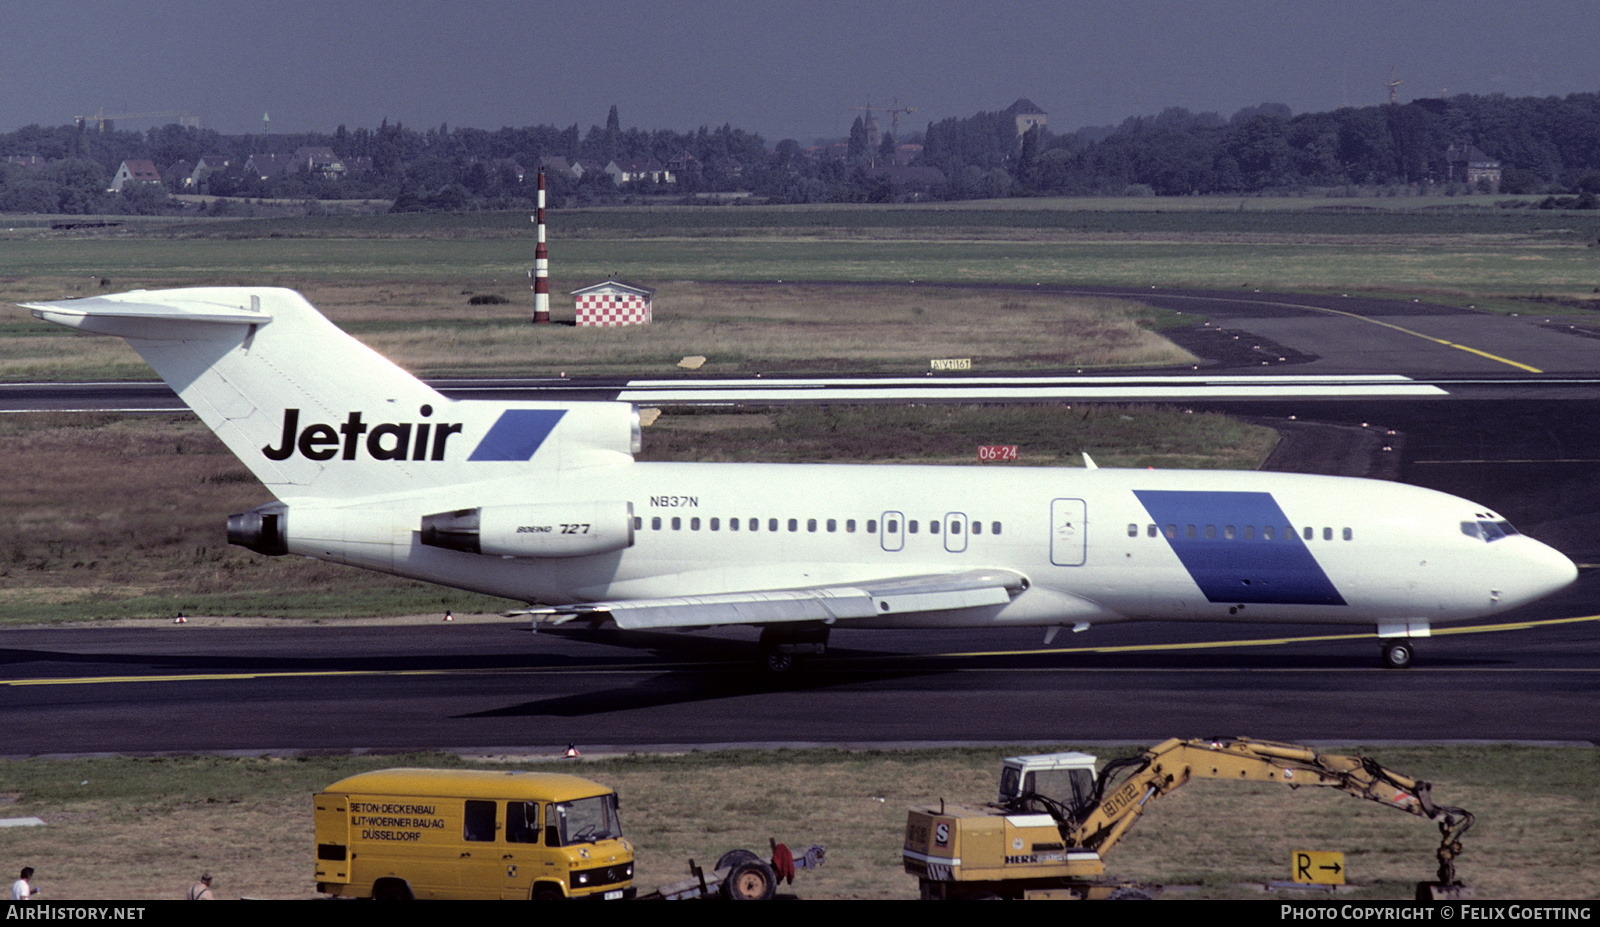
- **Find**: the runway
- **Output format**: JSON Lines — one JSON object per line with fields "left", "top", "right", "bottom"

{"left": 4, "top": 285, "right": 1599, "bottom": 755}
{"left": 3, "top": 592, "right": 1597, "bottom": 756}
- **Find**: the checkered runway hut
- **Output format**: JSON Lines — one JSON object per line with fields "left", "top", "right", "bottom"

{"left": 571, "top": 280, "right": 655, "bottom": 327}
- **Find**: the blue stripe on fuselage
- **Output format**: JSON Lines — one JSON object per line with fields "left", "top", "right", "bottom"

{"left": 1134, "top": 489, "right": 1347, "bottom": 606}
{"left": 468, "top": 409, "right": 567, "bottom": 461}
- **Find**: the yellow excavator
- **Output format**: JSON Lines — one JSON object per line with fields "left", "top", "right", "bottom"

{"left": 903, "top": 737, "right": 1473, "bottom": 900}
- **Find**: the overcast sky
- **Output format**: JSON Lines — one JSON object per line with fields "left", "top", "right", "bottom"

{"left": 5, "top": 0, "right": 1596, "bottom": 143}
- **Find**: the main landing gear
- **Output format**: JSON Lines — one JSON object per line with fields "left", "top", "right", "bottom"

{"left": 1381, "top": 638, "right": 1415, "bottom": 669}
{"left": 758, "top": 625, "right": 830, "bottom": 673}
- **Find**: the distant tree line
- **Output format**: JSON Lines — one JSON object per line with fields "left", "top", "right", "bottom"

{"left": 2, "top": 92, "right": 1599, "bottom": 215}
{"left": 1028, "top": 94, "right": 1600, "bottom": 196}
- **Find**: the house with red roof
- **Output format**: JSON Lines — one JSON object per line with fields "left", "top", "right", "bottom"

{"left": 110, "top": 159, "right": 162, "bottom": 192}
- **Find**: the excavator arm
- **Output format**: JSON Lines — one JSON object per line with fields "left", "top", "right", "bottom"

{"left": 1068, "top": 737, "right": 1473, "bottom": 887}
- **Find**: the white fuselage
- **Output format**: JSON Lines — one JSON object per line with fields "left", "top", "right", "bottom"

{"left": 287, "top": 459, "right": 1576, "bottom": 631}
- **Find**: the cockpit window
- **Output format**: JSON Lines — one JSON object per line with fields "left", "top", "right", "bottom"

{"left": 1462, "top": 520, "right": 1520, "bottom": 542}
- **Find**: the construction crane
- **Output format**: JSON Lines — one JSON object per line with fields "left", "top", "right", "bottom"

{"left": 852, "top": 98, "right": 918, "bottom": 145}
{"left": 883, "top": 97, "right": 916, "bottom": 136}
{"left": 1386, "top": 67, "right": 1404, "bottom": 104}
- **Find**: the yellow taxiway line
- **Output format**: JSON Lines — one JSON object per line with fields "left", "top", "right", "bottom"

{"left": 1114, "top": 289, "right": 1547, "bottom": 374}
{"left": 5, "top": 615, "right": 1597, "bottom": 686}
{"left": 939, "top": 613, "right": 1600, "bottom": 660}
{"left": 1288, "top": 302, "right": 1544, "bottom": 373}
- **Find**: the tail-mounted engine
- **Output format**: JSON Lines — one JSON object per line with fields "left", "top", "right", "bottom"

{"left": 228, "top": 502, "right": 289, "bottom": 555}
{"left": 420, "top": 501, "right": 634, "bottom": 559}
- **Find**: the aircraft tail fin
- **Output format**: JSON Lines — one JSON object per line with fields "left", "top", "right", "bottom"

{"left": 26, "top": 287, "right": 635, "bottom": 499}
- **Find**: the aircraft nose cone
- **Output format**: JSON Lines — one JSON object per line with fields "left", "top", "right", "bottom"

{"left": 1505, "top": 538, "right": 1578, "bottom": 605}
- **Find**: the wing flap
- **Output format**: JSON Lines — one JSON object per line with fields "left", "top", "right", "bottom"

{"left": 518, "top": 568, "right": 1026, "bottom": 630}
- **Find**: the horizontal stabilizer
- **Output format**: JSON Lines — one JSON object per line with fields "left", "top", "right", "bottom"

{"left": 26, "top": 292, "right": 273, "bottom": 334}
{"left": 519, "top": 568, "right": 1027, "bottom": 630}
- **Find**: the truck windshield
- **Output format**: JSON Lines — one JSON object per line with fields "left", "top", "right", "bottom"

{"left": 551, "top": 794, "right": 622, "bottom": 845}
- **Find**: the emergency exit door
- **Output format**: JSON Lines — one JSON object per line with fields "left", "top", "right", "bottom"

{"left": 1050, "top": 498, "right": 1086, "bottom": 566}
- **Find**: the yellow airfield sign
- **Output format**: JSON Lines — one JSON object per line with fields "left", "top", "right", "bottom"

{"left": 1293, "top": 850, "right": 1346, "bottom": 885}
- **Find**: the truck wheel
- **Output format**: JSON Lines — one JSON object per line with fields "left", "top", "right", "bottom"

{"left": 721, "top": 858, "right": 777, "bottom": 901}
{"left": 371, "top": 879, "right": 412, "bottom": 901}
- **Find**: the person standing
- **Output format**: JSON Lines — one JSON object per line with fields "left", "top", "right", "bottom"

{"left": 187, "top": 873, "right": 215, "bottom": 900}
{"left": 12, "top": 867, "right": 39, "bottom": 900}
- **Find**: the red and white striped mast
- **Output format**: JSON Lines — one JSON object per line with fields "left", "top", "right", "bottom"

{"left": 531, "top": 167, "right": 550, "bottom": 323}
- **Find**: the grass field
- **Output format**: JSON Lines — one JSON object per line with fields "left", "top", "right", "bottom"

{"left": 3, "top": 279, "right": 1191, "bottom": 380}
{"left": 5, "top": 196, "right": 1600, "bottom": 309}
{"left": 0, "top": 746, "right": 1592, "bottom": 901}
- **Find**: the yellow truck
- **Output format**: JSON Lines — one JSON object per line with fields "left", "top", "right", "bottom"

{"left": 314, "top": 768, "right": 635, "bottom": 900}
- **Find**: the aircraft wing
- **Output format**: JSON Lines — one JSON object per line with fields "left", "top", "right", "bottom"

{"left": 519, "top": 568, "right": 1028, "bottom": 630}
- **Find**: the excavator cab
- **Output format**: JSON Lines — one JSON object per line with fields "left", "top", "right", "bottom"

{"left": 997, "top": 752, "right": 1098, "bottom": 822}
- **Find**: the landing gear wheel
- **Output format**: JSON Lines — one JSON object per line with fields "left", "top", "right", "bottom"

{"left": 1381, "top": 639, "right": 1414, "bottom": 669}
{"left": 760, "top": 645, "right": 799, "bottom": 674}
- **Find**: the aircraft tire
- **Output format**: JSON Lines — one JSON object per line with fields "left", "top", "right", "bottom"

{"left": 760, "top": 645, "right": 799, "bottom": 674}
{"left": 1381, "top": 639, "right": 1414, "bottom": 669}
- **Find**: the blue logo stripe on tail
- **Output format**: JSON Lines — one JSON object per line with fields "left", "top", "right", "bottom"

{"left": 468, "top": 410, "right": 567, "bottom": 461}
{"left": 1134, "top": 490, "right": 1346, "bottom": 606}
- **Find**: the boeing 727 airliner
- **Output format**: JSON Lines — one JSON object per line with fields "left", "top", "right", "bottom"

{"left": 25, "top": 287, "right": 1577, "bottom": 669}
